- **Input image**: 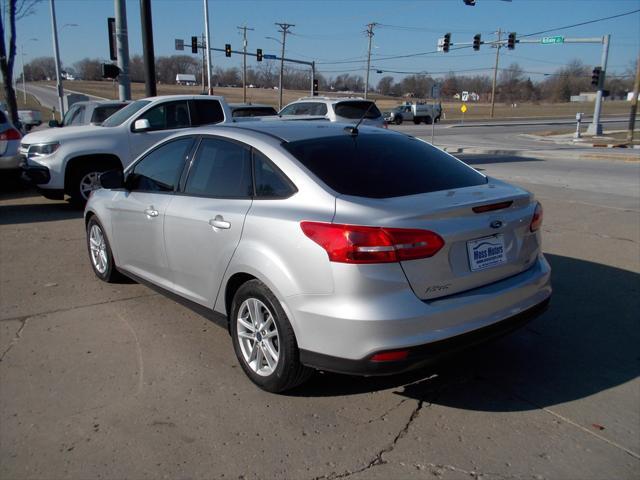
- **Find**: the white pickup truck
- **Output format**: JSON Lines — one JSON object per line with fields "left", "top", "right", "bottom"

{"left": 383, "top": 101, "right": 442, "bottom": 125}
{"left": 21, "top": 95, "right": 232, "bottom": 203}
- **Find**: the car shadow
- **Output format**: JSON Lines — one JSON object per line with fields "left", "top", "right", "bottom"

{"left": 289, "top": 254, "right": 640, "bottom": 411}
{"left": 0, "top": 199, "right": 83, "bottom": 225}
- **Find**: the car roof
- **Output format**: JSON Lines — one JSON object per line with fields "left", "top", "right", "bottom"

{"left": 229, "top": 103, "right": 276, "bottom": 109}
{"left": 205, "top": 120, "right": 394, "bottom": 143}
{"left": 292, "top": 96, "right": 369, "bottom": 103}
{"left": 70, "top": 100, "right": 129, "bottom": 107}
{"left": 139, "top": 94, "right": 226, "bottom": 102}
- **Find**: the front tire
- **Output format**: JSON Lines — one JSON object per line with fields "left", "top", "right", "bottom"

{"left": 86, "top": 216, "right": 121, "bottom": 283}
{"left": 70, "top": 161, "right": 119, "bottom": 205}
{"left": 394, "top": 116, "right": 403, "bottom": 125}
{"left": 230, "top": 279, "right": 312, "bottom": 393}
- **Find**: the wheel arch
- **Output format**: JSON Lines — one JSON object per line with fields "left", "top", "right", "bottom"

{"left": 64, "top": 154, "right": 123, "bottom": 193}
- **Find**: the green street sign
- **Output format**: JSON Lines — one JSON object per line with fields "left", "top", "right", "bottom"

{"left": 541, "top": 36, "right": 565, "bottom": 44}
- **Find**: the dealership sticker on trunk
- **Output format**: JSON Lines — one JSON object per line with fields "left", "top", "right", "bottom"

{"left": 467, "top": 234, "right": 506, "bottom": 271}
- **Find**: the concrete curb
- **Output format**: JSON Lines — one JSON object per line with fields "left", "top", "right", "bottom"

{"left": 439, "top": 146, "right": 640, "bottom": 162}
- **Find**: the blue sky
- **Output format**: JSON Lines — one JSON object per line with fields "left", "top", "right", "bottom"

{"left": 11, "top": 0, "right": 640, "bottom": 82}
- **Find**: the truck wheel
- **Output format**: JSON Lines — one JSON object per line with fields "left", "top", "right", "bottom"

{"left": 413, "top": 118, "right": 421, "bottom": 125}
{"left": 394, "top": 116, "right": 403, "bottom": 125}
{"left": 425, "top": 116, "right": 432, "bottom": 125}
{"left": 69, "top": 161, "right": 117, "bottom": 206}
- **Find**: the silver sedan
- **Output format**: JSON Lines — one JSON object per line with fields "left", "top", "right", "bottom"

{"left": 85, "top": 121, "right": 551, "bottom": 392}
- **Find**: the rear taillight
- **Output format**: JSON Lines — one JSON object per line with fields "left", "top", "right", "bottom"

{"left": 530, "top": 202, "right": 543, "bottom": 232}
{"left": 300, "top": 221, "right": 444, "bottom": 264}
{"left": 0, "top": 128, "right": 21, "bottom": 141}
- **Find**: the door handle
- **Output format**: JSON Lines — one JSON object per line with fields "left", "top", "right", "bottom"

{"left": 144, "top": 207, "right": 159, "bottom": 218}
{"left": 209, "top": 215, "right": 231, "bottom": 230}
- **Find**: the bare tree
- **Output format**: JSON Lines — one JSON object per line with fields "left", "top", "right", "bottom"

{"left": 0, "top": 0, "right": 41, "bottom": 124}
{"left": 73, "top": 58, "right": 103, "bottom": 81}
{"left": 23, "top": 56, "right": 56, "bottom": 81}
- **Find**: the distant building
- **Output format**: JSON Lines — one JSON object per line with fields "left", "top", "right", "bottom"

{"left": 176, "top": 74, "right": 197, "bottom": 86}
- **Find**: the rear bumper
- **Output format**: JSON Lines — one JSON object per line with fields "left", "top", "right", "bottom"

{"left": 299, "top": 296, "right": 550, "bottom": 375}
{"left": 0, "top": 154, "right": 22, "bottom": 170}
{"left": 288, "top": 254, "right": 551, "bottom": 368}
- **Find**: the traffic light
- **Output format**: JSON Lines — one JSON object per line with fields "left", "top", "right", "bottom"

{"left": 191, "top": 36, "right": 198, "bottom": 54}
{"left": 591, "top": 67, "right": 602, "bottom": 88}
{"left": 225, "top": 44, "right": 232, "bottom": 57}
{"left": 473, "top": 34, "right": 481, "bottom": 51}
{"left": 313, "top": 79, "right": 319, "bottom": 96}
{"left": 507, "top": 32, "right": 516, "bottom": 50}
{"left": 256, "top": 48, "right": 263, "bottom": 62}
{"left": 101, "top": 63, "right": 120, "bottom": 79}
{"left": 443, "top": 33, "right": 451, "bottom": 53}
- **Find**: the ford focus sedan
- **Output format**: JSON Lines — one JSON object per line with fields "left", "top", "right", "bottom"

{"left": 85, "top": 121, "right": 551, "bottom": 393}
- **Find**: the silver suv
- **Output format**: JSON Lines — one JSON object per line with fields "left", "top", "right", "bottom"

{"left": 85, "top": 121, "right": 551, "bottom": 392}
{"left": 279, "top": 97, "right": 385, "bottom": 128}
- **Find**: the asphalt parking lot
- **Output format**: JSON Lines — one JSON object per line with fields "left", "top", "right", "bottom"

{"left": 1, "top": 154, "right": 639, "bottom": 479}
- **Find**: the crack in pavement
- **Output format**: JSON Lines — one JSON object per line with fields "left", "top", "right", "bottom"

{"left": 312, "top": 399, "right": 427, "bottom": 480}
{"left": 0, "top": 292, "right": 159, "bottom": 324}
{"left": 0, "top": 317, "right": 28, "bottom": 362}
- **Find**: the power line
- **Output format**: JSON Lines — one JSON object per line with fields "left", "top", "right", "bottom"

{"left": 520, "top": 8, "right": 640, "bottom": 38}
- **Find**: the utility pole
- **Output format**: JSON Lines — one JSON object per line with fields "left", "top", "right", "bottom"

{"left": 49, "top": 0, "right": 65, "bottom": 117}
{"left": 364, "top": 22, "right": 376, "bottom": 99}
{"left": 114, "top": 0, "right": 131, "bottom": 100}
{"left": 20, "top": 44, "right": 26, "bottom": 103}
{"left": 140, "top": 0, "right": 156, "bottom": 97}
{"left": 238, "top": 25, "right": 254, "bottom": 103}
{"left": 275, "top": 22, "right": 294, "bottom": 110}
{"left": 203, "top": 0, "right": 213, "bottom": 94}
{"left": 627, "top": 55, "right": 640, "bottom": 144}
{"left": 489, "top": 28, "right": 502, "bottom": 119}
{"left": 586, "top": 34, "right": 610, "bottom": 136}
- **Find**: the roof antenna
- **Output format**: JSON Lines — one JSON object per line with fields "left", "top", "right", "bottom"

{"left": 344, "top": 101, "right": 375, "bottom": 136}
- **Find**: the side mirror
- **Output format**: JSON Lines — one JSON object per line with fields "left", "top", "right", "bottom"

{"left": 133, "top": 118, "right": 151, "bottom": 132}
{"left": 48, "top": 119, "right": 61, "bottom": 128}
{"left": 99, "top": 169, "right": 124, "bottom": 189}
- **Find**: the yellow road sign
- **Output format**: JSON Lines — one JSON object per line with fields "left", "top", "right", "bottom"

{"left": 460, "top": 104, "right": 467, "bottom": 113}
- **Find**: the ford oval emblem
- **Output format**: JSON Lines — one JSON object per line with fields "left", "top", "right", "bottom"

{"left": 490, "top": 220, "right": 503, "bottom": 229}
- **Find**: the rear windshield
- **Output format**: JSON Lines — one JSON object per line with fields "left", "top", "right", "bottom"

{"left": 334, "top": 101, "right": 382, "bottom": 119}
{"left": 232, "top": 107, "right": 277, "bottom": 117}
{"left": 283, "top": 133, "right": 486, "bottom": 198}
{"left": 102, "top": 100, "right": 150, "bottom": 127}
{"left": 91, "top": 104, "right": 126, "bottom": 124}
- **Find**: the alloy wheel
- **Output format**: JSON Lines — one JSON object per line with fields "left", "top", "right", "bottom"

{"left": 236, "top": 298, "right": 280, "bottom": 376}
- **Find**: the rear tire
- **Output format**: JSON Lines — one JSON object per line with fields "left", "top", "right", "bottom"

{"left": 413, "top": 117, "right": 421, "bottom": 124}
{"left": 425, "top": 116, "right": 432, "bottom": 125}
{"left": 230, "top": 279, "right": 312, "bottom": 393}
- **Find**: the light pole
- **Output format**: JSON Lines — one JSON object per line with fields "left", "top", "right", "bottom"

{"left": 20, "top": 38, "right": 38, "bottom": 104}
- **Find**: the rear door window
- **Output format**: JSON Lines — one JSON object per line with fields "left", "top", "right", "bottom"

{"left": 189, "top": 100, "right": 225, "bottom": 126}
{"left": 283, "top": 133, "right": 486, "bottom": 198}
{"left": 334, "top": 101, "right": 382, "bottom": 119}
{"left": 280, "top": 102, "right": 320, "bottom": 116}
{"left": 232, "top": 107, "right": 278, "bottom": 117}
{"left": 184, "top": 138, "right": 253, "bottom": 198}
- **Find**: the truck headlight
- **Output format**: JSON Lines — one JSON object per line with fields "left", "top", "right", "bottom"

{"left": 27, "top": 142, "right": 60, "bottom": 159}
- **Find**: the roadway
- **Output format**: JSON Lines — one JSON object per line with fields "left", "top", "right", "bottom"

{"left": 1, "top": 151, "right": 638, "bottom": 479}
{"left": 389, "top": 117, "right": 632, "bottom": 152}
{"left": 23, "top": 83, "right": 107, "bottom": 111}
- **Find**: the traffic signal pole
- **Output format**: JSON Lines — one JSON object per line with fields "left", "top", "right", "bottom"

{"left": 587, "top": 34, "right": 610, "bottom": 136}
{"left": 203, "top": 0, "right": 212, "bottom": 94}
{"left": 447, "top": 33, "right": 609, "bottom": 131}
{"left": 114, "top": 0, "right": 131, "bottom": 101}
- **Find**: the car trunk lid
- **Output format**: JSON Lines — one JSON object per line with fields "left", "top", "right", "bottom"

{"left": 333, "top": 178, "right": 540, "bottom": 300}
